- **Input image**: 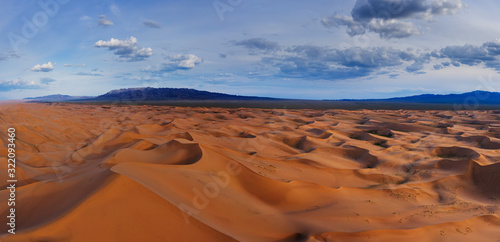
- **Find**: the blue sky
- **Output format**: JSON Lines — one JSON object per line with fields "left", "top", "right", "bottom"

{"left": 1, "top": 0, "right": 500, "bottom": 100}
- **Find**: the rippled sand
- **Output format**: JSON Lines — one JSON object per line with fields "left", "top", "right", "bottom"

{"left": 1, "top": 103, "right": 500, "bottom": 241}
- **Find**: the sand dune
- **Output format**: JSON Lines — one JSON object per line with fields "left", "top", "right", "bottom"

{"left": 1, "top": 103, "right": 500, "bottom": 241}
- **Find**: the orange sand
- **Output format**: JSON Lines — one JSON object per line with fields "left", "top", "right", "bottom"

{"left": 1, "top": 103, "right": 500, "bottom": 241}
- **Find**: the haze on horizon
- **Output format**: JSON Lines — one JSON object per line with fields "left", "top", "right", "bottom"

{"left": 1, "top": 0, "right": 500, "bottom": 100}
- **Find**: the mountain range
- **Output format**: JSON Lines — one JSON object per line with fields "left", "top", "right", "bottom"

{"left": 90, "top": 87, "right": 277, "bottom": 101}
{"left": 25, "top": 88, "right": 500, "bottom": 105}
{"left": 363, "top": 90, "right": 500, "bottom": 105}
{"left": 24, "top": 94, "right": 93, "bottom": 102}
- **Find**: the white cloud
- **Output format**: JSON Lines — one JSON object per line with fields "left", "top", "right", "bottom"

{"left": 0, "top": 78, "right": 50, "bottom": 91}
{"left": 169, "top": 54, "right": 203, "bottom": 68}
{"left": 31, "top": 62, "right": 55, "bottom": 72}
{"left": 79, "top": 15, "right": 92, "bottom": 21}
{"left": 94, "top": 36, "right": 153, "bottom": 62}
{"left": 143, "top": 54, "right": 203, "bottom": 74}
{"left": 74, "top": 71, "right": 103, "bottom": 76}
{"left": 95, "top": 37, "right": 132, "bottom": 48}
{"left": 98, "top": 15, "right": 113, "bottom": 26}
{"left": 367, "top": 19, "right": 420, "bottom": 39}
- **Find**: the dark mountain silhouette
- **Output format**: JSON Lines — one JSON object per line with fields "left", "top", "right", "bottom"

{"left": 89, "top": 87, "right": 279, "bottom": 101}
{"left": 24, "top": 94, "right": 94, "bottom": 102}
{"left": 25, "top": 89, "right": 500, "bottom": 108}
{"left": 366, "top": 90, "right": 500, "bottom": 104}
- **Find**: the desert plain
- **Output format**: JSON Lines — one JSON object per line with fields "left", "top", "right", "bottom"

{"left": 1, "top": 103, "right": 500, "bottom": 241}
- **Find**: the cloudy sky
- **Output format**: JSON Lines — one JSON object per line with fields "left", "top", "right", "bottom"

{"left": 1, "top": 0, "right": 500, "bottom": 100}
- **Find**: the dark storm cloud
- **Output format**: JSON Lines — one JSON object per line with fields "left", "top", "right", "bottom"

{"left": 437, "top": 41, "right": 500, "bottom": 70}
{"left": 264, "top": 45, "right": 419, "bottom": 80}
{"left": 439, "top": 45, "right": 493, "bottom": 65}
{"left": 323, "top": 0, "right": 464, "bottom": 39}
{"left": 322, "top": 15, "right": 419, "bottom": 39}
{"left": 433, "top": 64, "right": 444, "bottom": 70}
{"left": 255, "top": 38, "right": 500, "bottom": 80}
{"left": 232, "top": 38, "right": 281, "bottom": 52}
{"left": 321, "top": 15, "right": 366, "bottom": 36}
{"left": 232, "top": 37, "right": 500, "bottom": 81}
{"left": 351, "top": 0, "right": 463, "bottom": 21}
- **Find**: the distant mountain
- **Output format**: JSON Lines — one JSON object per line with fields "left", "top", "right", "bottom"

{"left": 369, "top": 91, "right": 500, "bottom": 104}
{"left": 90, "top": 87, "right": 279, "bottom": 101}
{"left": 24, "top": 94, "right": 93, "bottom": 102}
{"left": 26, "top": 89, "right": 500, "bottom": 108}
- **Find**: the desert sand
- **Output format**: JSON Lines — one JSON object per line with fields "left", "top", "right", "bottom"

{"left": 1, "top": 103, "right": 500, "bottom": 241}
